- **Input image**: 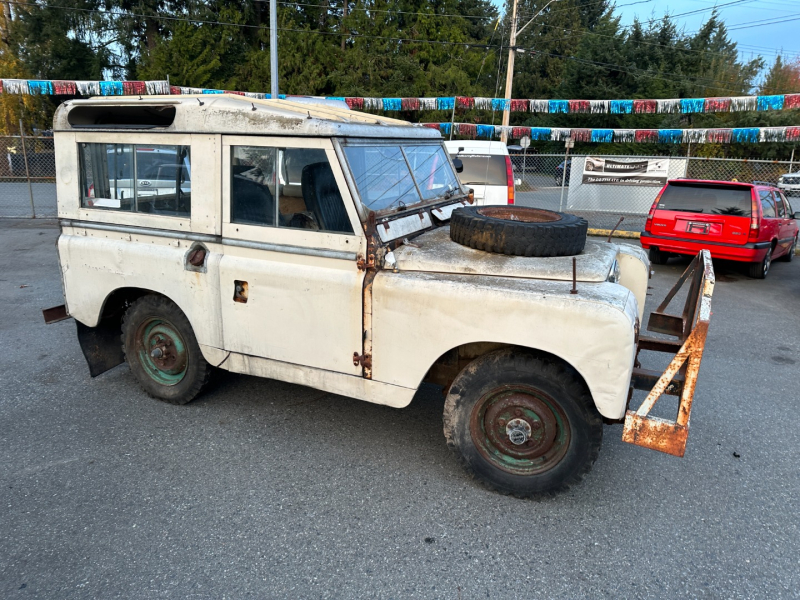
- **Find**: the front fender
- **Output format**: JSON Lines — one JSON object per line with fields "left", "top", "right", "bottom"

{"left": 371, "top": 271, "right": 638, "bottom": 419}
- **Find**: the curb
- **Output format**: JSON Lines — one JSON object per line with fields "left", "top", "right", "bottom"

{"left": 587, "top": 228, "right": 641, "bottom": 240}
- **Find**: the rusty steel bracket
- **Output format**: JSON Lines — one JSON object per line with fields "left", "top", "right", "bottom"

{"left": 623, "top": 249, "right": 715, "bottom": 457}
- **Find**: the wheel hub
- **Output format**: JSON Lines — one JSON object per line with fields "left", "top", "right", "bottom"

{"left": 470, "top": 387, "right": 571, "bottom": 476}
{"left": 135, "top": 319, "right": 188, "bottom": 385}
{"left": 505, "top": 418, "right": 531, "bottom": 445}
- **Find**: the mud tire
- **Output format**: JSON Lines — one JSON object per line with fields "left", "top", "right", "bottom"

{"left": 450, "top": 206, "right": 587, "bottom": 257}
{"left": 443, "top": 348, "right": 603, "bottom": 498}
{"left": 122, "top": 295, "right": 210, "bottom": 405}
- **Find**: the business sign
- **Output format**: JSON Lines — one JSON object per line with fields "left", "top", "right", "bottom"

{"left": 581, "top": 156, "right": 669, "bottom": 187}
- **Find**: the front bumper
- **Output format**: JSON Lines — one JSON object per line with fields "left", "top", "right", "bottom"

{"left": 623, "top": 250, "right": 715, "bottom": 457}
{"left": 640, "top": 232, "right": 769, "bottom": 263}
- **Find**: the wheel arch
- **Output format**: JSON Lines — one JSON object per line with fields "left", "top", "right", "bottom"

{"left": 422, "top": 341, "right": 592, "bottom": 401}
{"left": 75, "top": 287, "right": 187, "bottom": 378}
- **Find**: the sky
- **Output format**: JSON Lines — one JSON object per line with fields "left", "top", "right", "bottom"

{"left": 494, "top": 0, "right": 799, "bottom": 69}
{"left": 614, "top": 0, "right": 799, "bottom": 66}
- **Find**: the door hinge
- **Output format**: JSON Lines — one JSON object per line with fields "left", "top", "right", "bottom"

{"left": 356, "top": 254, "right": 376, "bottom": 271}
{"left": 353, "top": 352, "right": 372, "bottom": 369}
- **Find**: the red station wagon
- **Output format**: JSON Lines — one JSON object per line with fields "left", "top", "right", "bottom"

{"left": 640, "top": 179, "right": 799, "bottom": 278}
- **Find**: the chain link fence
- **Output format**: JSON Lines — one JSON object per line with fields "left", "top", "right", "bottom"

{"left": 2, "top": 141, "right": 797, "bottom": 225}
{"left": 511, "top": 153, "right": 798, "bottom": 232}
{"left": 0, "top": 135, "right": 56, "bottom": 218}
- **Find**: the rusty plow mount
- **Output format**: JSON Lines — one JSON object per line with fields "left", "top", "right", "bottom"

{"left": 623, "top": 250, "right": 715, "bottom": 457}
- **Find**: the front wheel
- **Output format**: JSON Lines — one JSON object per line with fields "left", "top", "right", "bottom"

{"left": 748, "top": 248, "right": 772, "bottom": 279}
{"left": 122, "top": 295, "right": 210, "bottom": 404}
{"left": 443, "top": 349, "right": 602, "bottom": 498}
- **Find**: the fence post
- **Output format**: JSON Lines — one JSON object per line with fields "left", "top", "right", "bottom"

{"left": 18, "top": 119, "right": 36, "bottom": 219}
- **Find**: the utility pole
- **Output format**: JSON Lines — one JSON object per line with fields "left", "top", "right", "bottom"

{"left": 270, "top": 0, "right": 279, "bottom": 99}
{"left": 500, "top": 0, "right": 561, "bottom": 143}
{"left": 341, "top": 0, "right": 348, "bottom": 52}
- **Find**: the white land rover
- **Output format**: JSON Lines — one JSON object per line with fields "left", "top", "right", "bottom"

{"left": 44, "top": 95, "right": 715, "bottom": 497}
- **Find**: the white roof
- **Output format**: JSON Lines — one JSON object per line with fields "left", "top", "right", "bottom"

{"left": 53, "top": 94, "right": 441, "bottom": 140}
{"left": 443, "top": 140, "right": 509, "bottom": 155}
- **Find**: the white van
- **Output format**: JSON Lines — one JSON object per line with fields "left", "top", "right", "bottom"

{"left": 444, "top": 140, "right": 515, "bottom": 206}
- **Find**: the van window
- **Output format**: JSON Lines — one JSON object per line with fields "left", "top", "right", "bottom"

{"left": 759, "top": 190, "right": 777, "bottom": 218}
{"left": 773, "top": 192, "right": 786, "bottom": 217}
{"left": 79, "top": 143, "right": 191, "bottom": 216}
{"left": 658, "top": 183, "right": 752, "bottom": 216}
{"left": 230, "top": 146, "right": 353, "bottom": 234}
{"left": 451, "top": 155, "right": 507, "bottom": 186}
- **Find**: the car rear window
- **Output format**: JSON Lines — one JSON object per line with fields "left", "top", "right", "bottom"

{"left": 658, "top": 183, "right": 752, "bottom": 217}
{"left": 452, "top": 155, "right": 507, "bottom": 186}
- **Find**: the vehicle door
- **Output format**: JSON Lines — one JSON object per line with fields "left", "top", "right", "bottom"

{"left": 774, "top": 190, "right": 797, "bottom": 255}
{"left": 218, "top": 136, "right": 367, "bottom": 375}
{"left": 758, "top": 189, "right": 780, "bottom": 254}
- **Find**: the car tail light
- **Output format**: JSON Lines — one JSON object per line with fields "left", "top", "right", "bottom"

{"left": 644, "top": 187, "right": 664, "bottom": 233}
{"left": 505, "top": 155, "right": 515, "bottom": 205}
{"left": 748, "top": 191, "right": 760, "bottom": 242}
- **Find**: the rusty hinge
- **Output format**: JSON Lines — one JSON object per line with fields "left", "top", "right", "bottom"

{"left": 356, "top": 254, "right": 376, "bottom": 271}
{"left": 353, "top": 352, "right": 372, "bottom": 369}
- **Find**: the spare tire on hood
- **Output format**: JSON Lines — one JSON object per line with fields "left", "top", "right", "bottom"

{"left": 450, "top": 206, "right": 588, "bottom": 257}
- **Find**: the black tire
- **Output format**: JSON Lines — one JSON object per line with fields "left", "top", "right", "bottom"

{"left": 748, "top": 248, "right": 772, "bottom": 279}
{"left": 122, "top": 295, "right": 210, "bottom": 404}
{"left": 648, "top": 246, "right": 670, "bottom": 265}
{"left": 779, "top": 236, "right": 796, "bottom": 262}
{"left": 450, "top": 206, "right": 587, "bottom": 257}
{"left": 443, "top": 348, "right": 603, "bottom": 498}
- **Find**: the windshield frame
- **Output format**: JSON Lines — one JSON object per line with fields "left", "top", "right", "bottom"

{"left": 334, "top": 138, "right": 466, "bottom": 220}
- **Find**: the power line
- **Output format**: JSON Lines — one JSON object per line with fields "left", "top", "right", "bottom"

{"left": 4, "top": 0, "right": 782, "bottom": 96}
{"left": 274, "top": 0, "right": 496, "bottom": 21}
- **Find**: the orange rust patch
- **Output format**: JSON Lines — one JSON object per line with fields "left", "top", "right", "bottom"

{"left": 476, "top": 207, "right": 562, "bottom": 223}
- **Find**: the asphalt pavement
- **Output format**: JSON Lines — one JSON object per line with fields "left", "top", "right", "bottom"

{"left": 1, "top": 219, "right": 799, "bottom": 599}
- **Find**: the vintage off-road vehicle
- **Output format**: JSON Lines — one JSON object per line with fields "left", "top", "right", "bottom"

{"left": 44, "top": 95, "right": 715, "bottom": 497}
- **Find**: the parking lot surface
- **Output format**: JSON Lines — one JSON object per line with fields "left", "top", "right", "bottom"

{"left": 1, "top": 219, "right": 799, "bottom": 599}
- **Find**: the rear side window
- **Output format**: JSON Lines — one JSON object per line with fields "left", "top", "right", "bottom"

{"left": 452, "top": 155, "right": 507, "bottom": 186}
{"left": 759, "top": 190, "right": 777, "bottom": 218}
{"left": 773, "top": 191, "right": 787, "bottom": 217}
{"left": 79, "top": 143, "right": 191, "bottom": 216}
{"left": 778, "top": 191, "right": 794, "bottom": 216}
{"left": 658, "top": 184, "right": 752, "bottom": 216}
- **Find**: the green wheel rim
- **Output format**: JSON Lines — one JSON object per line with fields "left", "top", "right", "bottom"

{"left": 134, "top": 317, "right": 188, "bottom": 386}
{"left": 469, "top": 385, "right": 571, "bottom": 476}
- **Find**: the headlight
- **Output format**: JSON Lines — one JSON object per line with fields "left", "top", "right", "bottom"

{"left": 607, "top": 259, "right": 621, "bottom": 283}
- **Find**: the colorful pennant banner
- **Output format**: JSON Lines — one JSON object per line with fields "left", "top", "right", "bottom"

{"left": 1, "top": 78, "right": 799, "bottom": 115}
{"left": 424, "top": 123, "right": 800, "bottom": 144}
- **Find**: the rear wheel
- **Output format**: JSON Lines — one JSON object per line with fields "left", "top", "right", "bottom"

{"left": 443, "top": 349, "right": 602, "bottom": 498}
{"left": 748, "top": 248, "right": 772, "bottom": 279}
{"left": 649, "top": 246, "right": 670, "bottom": 265}
{"left": 122, "top": 295, "right": 210, "bottom": 404}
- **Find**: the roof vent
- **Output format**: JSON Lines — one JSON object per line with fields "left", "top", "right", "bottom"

{"left": 67, "top": 104, "right": 176, "bottom": 129}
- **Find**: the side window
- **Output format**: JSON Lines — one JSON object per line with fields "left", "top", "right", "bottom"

{"left": 759, "top": 190, "right": 777, "bottom": 218}
{"left": 230, "top": 146, "right": 353, "bottom": 234}
{"left": 774, "top": 191, "right": 786, "bottom": 217}
{"left": 779, "top": 191, "right": 794, "bottom": 217}
{"left": 79, "top": 143, "right": 191, "bottom": 216}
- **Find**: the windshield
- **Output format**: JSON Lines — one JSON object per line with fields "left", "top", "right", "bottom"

{"left": 344, "top": 144, "right": 460, "bottom": 213}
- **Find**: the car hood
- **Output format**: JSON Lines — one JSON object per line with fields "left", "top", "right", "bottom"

{"left": 389, "top": 226, "right": 617, "bottom": 282}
